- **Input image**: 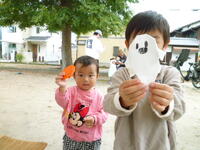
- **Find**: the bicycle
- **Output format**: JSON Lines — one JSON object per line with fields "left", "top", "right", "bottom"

{"left": 177, "top": 62, "right": 200, "bottom": 89}
{"left": 173, "top": 49, "right": 190, "bottom": 81}
{"left": 173, "top": 59, "right": 187, "bottom": 81}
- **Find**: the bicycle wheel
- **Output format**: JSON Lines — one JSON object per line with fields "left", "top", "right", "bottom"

{"left": 192, "top": 78, "right": 200, "bottom": 89}
{"left": 176, "top": 65, "right": 186, "bottom": 82}
{"left": 178, "top": 65, "right": 188, "bottom": 79}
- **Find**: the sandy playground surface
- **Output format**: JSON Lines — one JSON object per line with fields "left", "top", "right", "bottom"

{"left": 0, "top": 64, "right": 200, "bottom": 150}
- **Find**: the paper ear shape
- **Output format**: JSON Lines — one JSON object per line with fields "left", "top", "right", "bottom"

{"left": 62, "top": 65, "right": 75, "bottom": 79}
{"left": 125, "top": 34, "right": 166, "bottom": 84}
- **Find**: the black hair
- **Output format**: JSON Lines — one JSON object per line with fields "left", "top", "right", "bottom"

{"left": 93, "top": 32, "right": 99, "bottom": 36}
{"left": 125, "top": 10, "right": 170, "bottom": 46}
{"left": 74, "top": 55, "right": 99, "bottom": 74}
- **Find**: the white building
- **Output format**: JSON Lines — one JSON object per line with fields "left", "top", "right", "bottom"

{"left": 0, "top": 25, "right": 76, "bottom": 63}
{"left": 0, "top": 26, "right": 24, "bottom": 62}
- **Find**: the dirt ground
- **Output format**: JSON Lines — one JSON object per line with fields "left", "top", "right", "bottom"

{"left": 0, "top": 64, "right": 200, "bottom": 150}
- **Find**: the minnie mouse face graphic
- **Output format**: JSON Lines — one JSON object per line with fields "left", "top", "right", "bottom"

{"left": 69, "top": 103, "right": 89, "bottom": 127}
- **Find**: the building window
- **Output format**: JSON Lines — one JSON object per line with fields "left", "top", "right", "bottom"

{"left": 77, "top": 40, "right": 86, "bottom": 45}
{"left": 8, "top": 26, "right": 17, "bottom": 33}
{"left": 113, "top": 46, "right": 119, "bottom": 57}
{"left": 0, "top": 42, "right": 2, "bottom": 58}
{"left": 9, "top": 43, "right": 16, "bottom": 49}
{"left": 8, "top": 43, "right": 16, "bottom": 53}
{"left": 36, "top": 27, "right": 40, "bottom": 34}
{"left": 38, "top": 45, "right": 40, "bottom": 53}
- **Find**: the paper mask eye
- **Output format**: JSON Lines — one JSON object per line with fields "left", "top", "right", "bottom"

{"left": 144, "top": 41, "right": 148, "bottom": 53}
{"left": 136, "top": 43, "right": 139, "bottom": 49}
{"left": 138, "top": 41, "right": 149, "bottom": 54}
{"left": 145, "top": 41, "right": 148, "bottom": 48}
{"left": 62, "top": 65, "right": 75, "bottom": 79}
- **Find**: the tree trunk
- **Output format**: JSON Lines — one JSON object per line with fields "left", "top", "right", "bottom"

{"left": 61, "top": 25, "right": 72, "bottom": 69}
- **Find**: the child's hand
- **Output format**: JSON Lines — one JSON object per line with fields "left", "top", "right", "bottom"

{"left": 55, "top": 72, "right": 67, "bottom": 88}
{"left": 119, "top": 78, "right": 147, "bottom": 108}
{"left": 148, "top": 82, "right": 174, "bottom": 113}
{"left": 84, "top": 116, "right": 95, "bottom": 128}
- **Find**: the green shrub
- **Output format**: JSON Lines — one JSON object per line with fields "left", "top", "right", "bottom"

{"left": 16, "top": 53, "right": 24, "bottom": 63}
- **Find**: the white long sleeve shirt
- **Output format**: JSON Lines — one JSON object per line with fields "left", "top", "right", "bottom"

{"left": 85, "top": 36, "right": 104, "bottom": 59}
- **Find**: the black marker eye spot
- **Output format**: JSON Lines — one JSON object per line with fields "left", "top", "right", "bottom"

{"left": 136, "top": 43, "right": 139, "bottom": 49}
{"left": 144, "top": 41, "right": 148, "bottom": 53}
{"left": 145, "top": 41, "right": 148, "bottom": 48}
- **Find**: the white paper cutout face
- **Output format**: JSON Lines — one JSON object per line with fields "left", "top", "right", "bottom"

{"left": 125, "top": 34, "right": 166, "bottom": 84}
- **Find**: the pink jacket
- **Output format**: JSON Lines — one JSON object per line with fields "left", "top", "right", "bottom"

{"left": 55, "top": 86, "right": 108, "bottom": 142}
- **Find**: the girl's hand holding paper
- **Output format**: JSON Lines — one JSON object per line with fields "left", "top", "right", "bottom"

{"left": 62, "top": 65, "right": 75, "bottom": 79}
{"left": 55, "top": 65, "right": 75, "bottom": 89}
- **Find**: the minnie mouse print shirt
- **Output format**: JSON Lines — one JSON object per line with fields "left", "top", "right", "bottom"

{"left": 55, "top": 86, "right": 108, "bottom": 142}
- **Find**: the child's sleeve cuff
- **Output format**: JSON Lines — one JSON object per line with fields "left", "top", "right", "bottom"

{"left": 114, "top": 92, "right": 137, "bottom": 112}
{"left": 151, "top": 99, "right": 174, "bottom": 118}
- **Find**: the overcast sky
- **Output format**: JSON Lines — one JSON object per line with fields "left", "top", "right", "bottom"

{"left": 130, "top": 0, "right": 200, "bottom": 31}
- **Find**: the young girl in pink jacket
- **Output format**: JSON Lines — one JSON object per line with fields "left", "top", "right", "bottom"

{"left": 55, "top": 55, "right": 108, "bottom": 150}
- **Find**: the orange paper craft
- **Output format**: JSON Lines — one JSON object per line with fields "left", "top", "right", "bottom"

{"left": 62, "top": 65, "right": 75, "bottom": 79}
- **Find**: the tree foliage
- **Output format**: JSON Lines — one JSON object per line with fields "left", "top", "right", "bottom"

{"left": 0, "top": 0, "right": 138, "bottom": 67}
